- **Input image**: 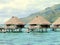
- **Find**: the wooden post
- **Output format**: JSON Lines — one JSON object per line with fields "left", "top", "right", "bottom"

{"left": 52, "top": 25, "right": 57, "bottom": 31}
{"left": 19, "top": 28, "right": 21, "bottom": 32}
{"left": 45, "top": 28, "right": 47, "bottom": 32}
{"left": 31, "top": 29, "right": 34, "bottom": 31}
{"left": 41, "top": 28, "right": 43, "bottom": 32}
{"left": 27, "top": 28, "right": 30, "bottom": 33}
{"left": 52, "top": 28, "right": 55, "bottom": 31}
{"left": 11, "top": 29, "right": 13, "bottom": 32}
{"left": 39, "top": 28, "right": 40, "bottom": 32}
{"left": 9, "top": 29, "right": 11, "bottom": 32}
{"left": 4, "top": 28, "right": 6, "bottom": 33}
{"left": 1, "top": 29, "right": 2, "bottom": 32}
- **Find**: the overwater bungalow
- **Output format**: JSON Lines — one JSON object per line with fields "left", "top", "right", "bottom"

{"left": 52, "top": 17, "right": 60, "bottom": 31}
{"left": 4, "top": 16, "right": 25, "bottom": 32}
{"left": 28, "top": 16, "right": 51, "bottom": 32}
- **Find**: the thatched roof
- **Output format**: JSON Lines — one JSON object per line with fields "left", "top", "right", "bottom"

{"left": 5, "top": 16, "right": 24, "bottom": 25}
{"left": 28, "top": 16, "right": 51, "bottom": 25}
{"left": 53, "top": 17, "right": 60, "bottom": 25}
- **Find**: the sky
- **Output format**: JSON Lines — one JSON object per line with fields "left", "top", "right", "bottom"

{"left": 0, "top": 0, "right": 60, "bottom": 24}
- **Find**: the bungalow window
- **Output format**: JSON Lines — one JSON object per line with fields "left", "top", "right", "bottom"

{"left": 30, "top": 24, "right": 37, "bottom": 26}
{"left": 41, "top": 25, "right": 50, "bottom": 28}
{"left": 16, "top": 25, "right": 24, "bottom": 28}
{"left": 55, "top": 25, "right": 60, "bottom": 27}
{"left": 6, "top": 24, "right": 14, "bottom": 26}
{"left": 6, "top": 24, "right": 11, "bottom": 26}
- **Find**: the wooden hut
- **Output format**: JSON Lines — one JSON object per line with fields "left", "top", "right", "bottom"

{"left": 52, "top": 17, "right": 60, "bottom": 31}
{"left": 5, "top": 16, "right": 25, "bottom": 32}
{"left": 28, "top": 16, "right": 51, "bottom": 32}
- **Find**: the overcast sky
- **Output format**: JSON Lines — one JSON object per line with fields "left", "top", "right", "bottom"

{"left": 0, "top": 0, "right": 60, "bottom": 24}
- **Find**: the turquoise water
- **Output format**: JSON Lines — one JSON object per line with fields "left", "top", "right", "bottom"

{"left": 0, "top": 30, "right": 60, "bottom": 45}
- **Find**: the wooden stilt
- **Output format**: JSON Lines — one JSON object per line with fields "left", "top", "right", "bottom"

{"left": 27, "top": 28, "right": 30, "bottom": 33}
{"left": 38, "top": 28, "right": 40, "bottom": 32}
{"left": 39, "top": 27, "right": 41, "bottom": 32}
{"left": 1, "top": 29, "right": 2, "bottom": 32}
{"left": 4, "top": 28, "right": 5, "bottom": 32}
{"left": 55, "top": 28, "right": 57, "bottom": 31}
{"left": 19, "top": 28, "right": 20, "bottom": 32}
{"left": 9, "top": 29, "right": 11, "bottom": 32}
{"left": 41, "top": 28, "right": 43, "bottom": 32}
{"left": 7, "top": 29, "right": 8, "bottom": 32}
{"left": 26, "top": 28, "right": 29, "bottom": 33}
{"left": 11, "top": 29, "right": 13, "bottom": 32}
{"left": 52, "top": 28, "right": 55, "bottom": 31}
{"left": 27, "top": 30, "right": 30, "bottom": 33}
{"left": 31, "top": 29, "right": 34, "bottom": 31}
{"left": 45, "top": 28, "right": 47, "bottom": 32}
{"left": 19, "top": 28, "right": 22, "bottom": 32}
{"left": 4, "top": 29, "right": 6, "bottom": 33}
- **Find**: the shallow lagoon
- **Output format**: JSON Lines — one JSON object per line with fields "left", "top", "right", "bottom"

{"left": 0, "top": 29, "right": 60, "bottom": 45}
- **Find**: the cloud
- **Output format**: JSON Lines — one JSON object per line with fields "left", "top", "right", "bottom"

{"left": 0, "top": 8, "right": 31, "bottom": 23}
{"left": 0, "top": 0, "right": 59, "bottom": 24}
{"left": 0, "top": 0, "right": 60, "bottom": 10}
{"left": 0, "top": 0, "right": 13, "bottom": 4}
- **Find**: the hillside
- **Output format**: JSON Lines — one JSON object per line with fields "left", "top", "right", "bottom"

{"left": 21, "top": 4, "right": 60, "bottom": 23}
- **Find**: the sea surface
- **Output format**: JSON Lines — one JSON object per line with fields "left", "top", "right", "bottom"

{"left": 0, "top": 28, "right": 60, "bottom": 45}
